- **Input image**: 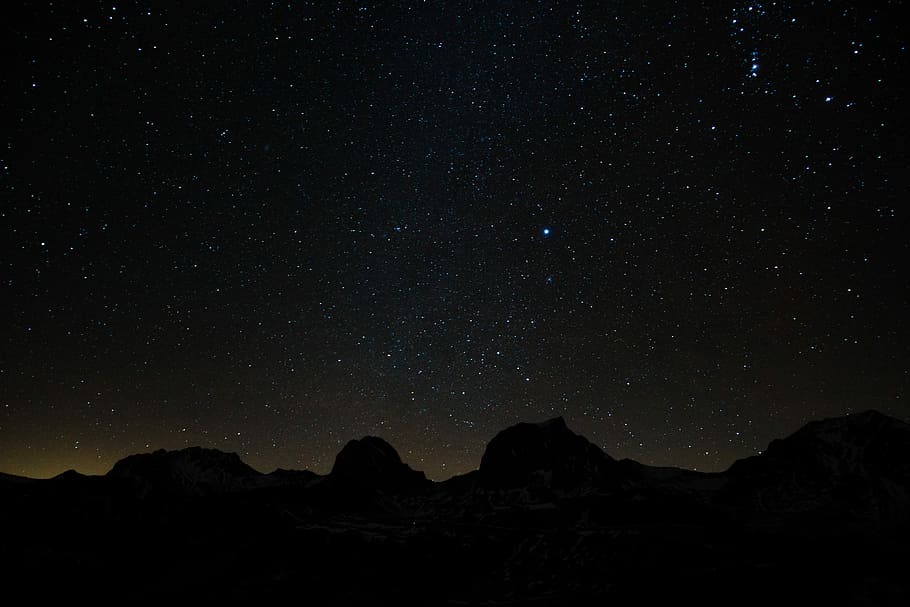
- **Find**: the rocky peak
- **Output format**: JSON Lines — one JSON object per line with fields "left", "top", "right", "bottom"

{"left": 330, "top": 436, "right": 428, "bottom": 490}
{"left": 107, "top": 446, "right": 263, "bottom": 497}
{"left": 479, "top": 417, "right": 617, "bottom": 489}
{"left": 723, "top": 410, "right": 910, "bottom": 516}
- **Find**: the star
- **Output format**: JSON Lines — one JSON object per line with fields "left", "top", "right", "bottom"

{"left": 1, "top": 0, "right": 903, "bottom": 484}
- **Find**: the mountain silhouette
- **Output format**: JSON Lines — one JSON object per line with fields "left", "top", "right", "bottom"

{"left": 107, "top": 446, "right": 265, "bottom": 497}
{"left": 2, "top": 410, "right": 909, "bottom": 604}
{"left": 721, "top": 409, "right": 910, "bottom": 520}
{"left": 479, "top": 416, "right": 620, "bottom": 489}
{"left": 330, "top": 435, "right": 428, "bottom": 490}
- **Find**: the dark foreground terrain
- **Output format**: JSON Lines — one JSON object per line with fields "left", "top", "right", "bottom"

{"left": 2, "top": 410, "right": 909, "bottom": 604}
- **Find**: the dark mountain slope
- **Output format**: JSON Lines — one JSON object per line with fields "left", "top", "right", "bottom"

{"left": 721, "top": 410, "right": 910, "bottom": 520}
{"left": 478, "top": 417, "right": 621, "bottom": 489}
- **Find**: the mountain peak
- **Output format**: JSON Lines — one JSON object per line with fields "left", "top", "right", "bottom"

{"left": 107, "top": 446, "right": 263, "bottom": 497}
{"left": 723, "top": 409, "right": 910, "bottom": 516}
{"left": 52, "top": 469, "right": 87, "bottom": 482}
{"left": 479, "top": 417, "right": 617, "bottom": 489}
{"left": 536, "top": 416, "right": 568, "bottom": 429}
{"left": 331, "top": 436, "right": 428, "bottom": 490}
{"left": 761, "top": 409, "right": 910, "bottom": 456}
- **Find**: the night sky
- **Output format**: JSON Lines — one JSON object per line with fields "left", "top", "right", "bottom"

{"left": 2, "top": 1, "right": 908, "bottom": 479}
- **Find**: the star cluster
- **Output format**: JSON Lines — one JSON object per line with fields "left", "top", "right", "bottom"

{"left": 2, "top": 1, "right": 907, "bottom": 479}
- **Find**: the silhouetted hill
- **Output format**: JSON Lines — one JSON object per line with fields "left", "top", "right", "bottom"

{"left": 0, "top": 471, "right": 38, "bottom": 485}
{"left": 330, "top": 435, "right": 428, "bottom": 490}
{"left": 52, "top": 469, "right": 89, "bottom": 482}
{"left": 107, "top": 446, "right": 266, "bottom": 497}
{"left": 721, "top": 409, "right": 910, "bottom": 521}
{"left": 479, "top": 417, "right": 620, "bottom": 489}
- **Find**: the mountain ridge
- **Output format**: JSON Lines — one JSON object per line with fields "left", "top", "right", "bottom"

{"left": 2, "top": 409, "right": 908, "bottom": 604}
{"left": 9, "top": 408, "right": 905, "bottom": 488}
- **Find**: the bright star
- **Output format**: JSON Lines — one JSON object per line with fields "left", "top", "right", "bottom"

{"left": 542, "top": 227, "right": 551, "bottom": 237}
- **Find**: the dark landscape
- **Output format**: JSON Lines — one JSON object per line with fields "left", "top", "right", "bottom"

{"left": 2, "top": 410, "right": 909, "bottom": 604}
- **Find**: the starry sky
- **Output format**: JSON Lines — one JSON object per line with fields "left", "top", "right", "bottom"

{"left": 2, "top": 1, "right": 908, "bottom": 479}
